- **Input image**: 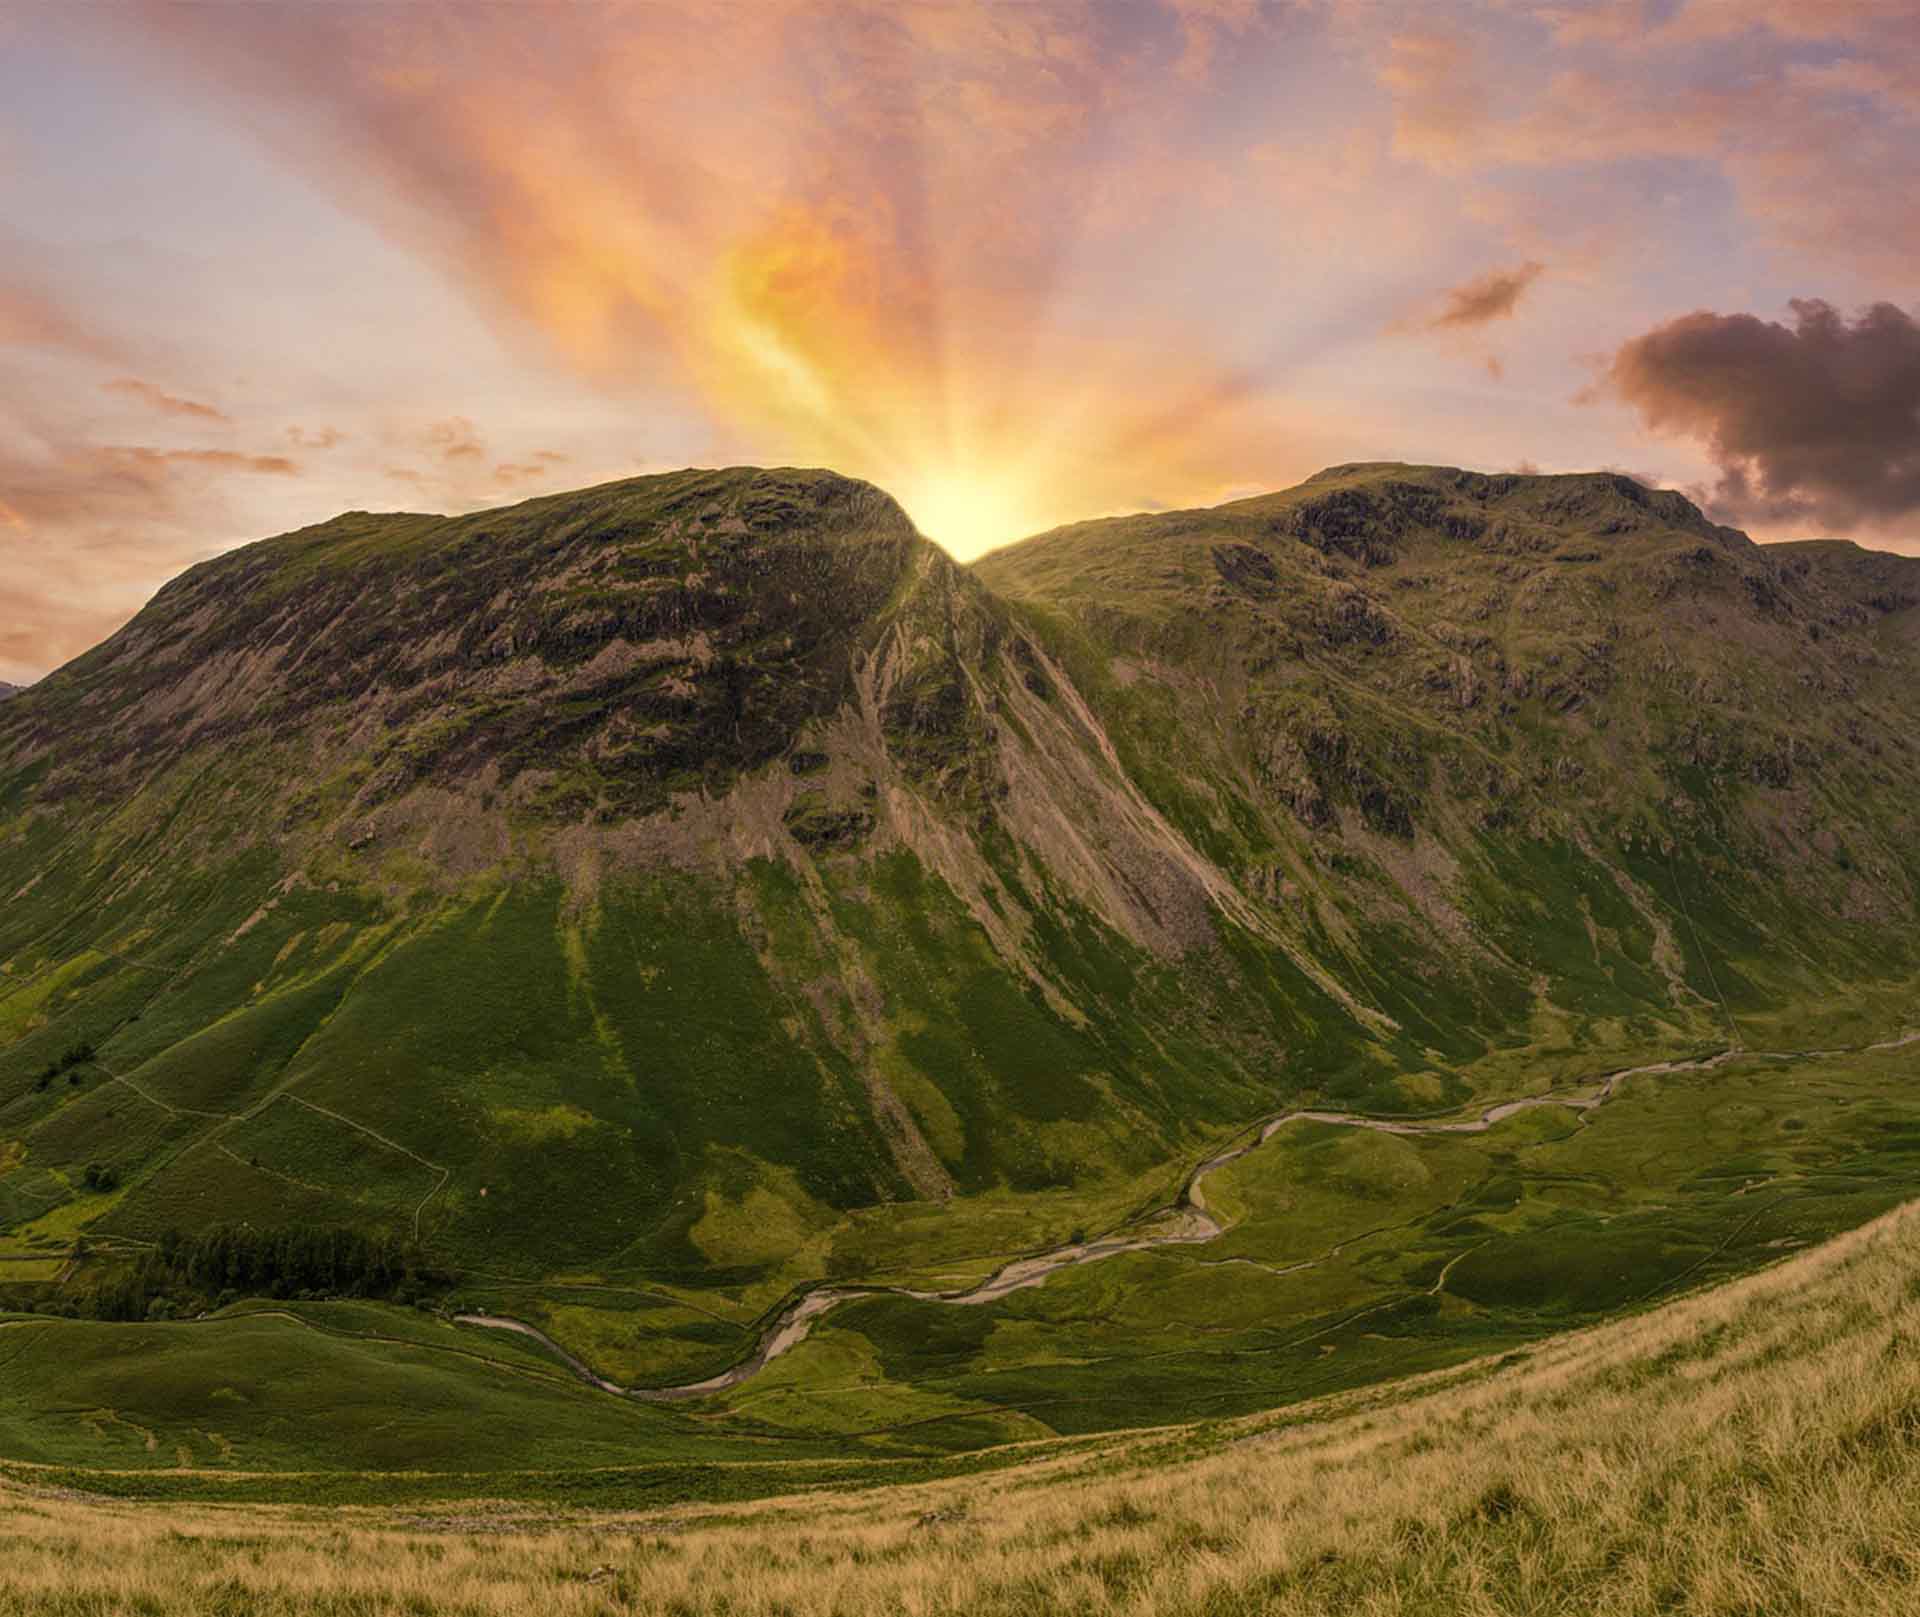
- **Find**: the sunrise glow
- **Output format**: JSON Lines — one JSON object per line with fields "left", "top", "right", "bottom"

{"left": 3, "top": 3, "right": 1919, "bottom": 686}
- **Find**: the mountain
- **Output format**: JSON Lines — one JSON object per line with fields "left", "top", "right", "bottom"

{"left": 4, "top": 461, "right": 1920, "bottom": 1415}
{"left": 0, "top": 684, "right": 19, "bottom": 702}
{"left": 975, "top": 464, "right": 1920, "bottom": 997}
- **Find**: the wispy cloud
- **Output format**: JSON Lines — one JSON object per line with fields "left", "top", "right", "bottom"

{"left": 0, "top": 275, "right": 128, "bottom": 364}
{"left": 423, "top": 417, "right": 485, "bottom": 461}
{"left": 103, "top": 377, "right": 230, "bottom": 422}
{"left": 0, "top": 413, "right": 303, "bottom": 683}
{"left": 1425, "top": 263, "right": 1546, "bottom": 330}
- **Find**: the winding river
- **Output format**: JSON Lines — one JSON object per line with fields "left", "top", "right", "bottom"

{"left": 458, "top": 1031, "right": 1919, "bottom": 1403}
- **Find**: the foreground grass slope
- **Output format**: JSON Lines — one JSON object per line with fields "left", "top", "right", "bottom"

{"left": 7, "top": 1193, "right": 1920, "bottom": 1614}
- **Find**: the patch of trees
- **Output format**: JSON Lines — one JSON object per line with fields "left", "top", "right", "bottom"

{"left": 88, "top": 1224, "right": 436, "bottom": 1322}
{"left": 31, "top": 1042, "right": 95, "bottom": 1091}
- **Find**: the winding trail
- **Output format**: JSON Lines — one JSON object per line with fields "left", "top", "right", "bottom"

{"left": 459, "top": 1028, "right": 1920, "bottom": 1405}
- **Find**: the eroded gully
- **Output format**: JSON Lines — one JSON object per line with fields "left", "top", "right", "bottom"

{"left": 457, "top": 1030, "right": 1920, "bottom": 1404}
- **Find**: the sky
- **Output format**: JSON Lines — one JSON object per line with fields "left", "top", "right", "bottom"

{"left": 3, "top": 0, "right": 1919, "bottom": 685}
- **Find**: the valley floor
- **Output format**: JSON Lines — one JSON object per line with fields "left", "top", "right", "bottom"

{"left": 6, "top": 1192, "right": 1920, "bottom": 1614}
{"left": 7, "top": 1010, "right": 1920, "bottom": 1492}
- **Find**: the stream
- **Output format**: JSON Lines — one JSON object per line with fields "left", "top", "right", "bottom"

{"left": 458, "top": 1031, "right": 1919, "bottom": 1403}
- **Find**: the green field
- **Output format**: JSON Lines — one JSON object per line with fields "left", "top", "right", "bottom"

{"left": 2, "top": 1028, "right": 1916, "bottom": 1503}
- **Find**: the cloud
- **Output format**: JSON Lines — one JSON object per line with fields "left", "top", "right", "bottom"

{"left": 423, "top": 417, "right": 485, "bottom": 460}
{"left": 103, "top": 377, "right": 230, "bottom": 422}
{"left": 1363, "top": 7, "right": 1920, "bottom": 280}
{"left": 0, "top": 407, "right": 307, "bottom": 683}
{"left": 1658, "top": 0, "right": 1920, "bottom": 46}
{"left": 1168, "top": 0, "right": 1264, "bottom": 81}
{"left": 1378, "top": 30, "right": 1498, "bottom": 171}
{"left": 102, "top": 446, "right": 300, "bottom": 477}
{"left": 0, "top": 275, "right": 127, "bottom": 364}
{"left": 493, "top": 461, "right": 561, "bottom": 486}
{"left": 491, "top": 447, "right": 564, "bottom": 485}
{"left": 286, "top": 425, "right": 346, "bottom": 449}
{"left": 1605, "top": 298, "right": 1920, "bottom": 530}
{"left": 1425, "top": 262, "right": 1545, "bottom": 330}
{"left": 0, "top": 585, "right": 131, "bottom": 688}
{"left": 1524, "top": 2, "right": 1675, "bottom": 47}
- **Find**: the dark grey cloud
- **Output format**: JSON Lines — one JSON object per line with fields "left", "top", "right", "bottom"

{"left": 1608, "top": 298, "right": 1920, "bottom": 530}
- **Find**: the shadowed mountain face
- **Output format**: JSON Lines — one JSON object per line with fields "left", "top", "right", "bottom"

{"left": 0, "top": 685, "right": 18, "bottom": 702}
{"left": 3, "top": 462, "right": 1919, "bottom": 1313}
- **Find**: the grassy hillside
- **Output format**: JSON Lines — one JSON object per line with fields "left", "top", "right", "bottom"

{"left": 2, "top": 461, "right": 1918, "bottom": 1465}
{"left": 2, "top": 1033, "right": 1915, "bottom": 1480}
{"left": 7, "top": 1190, "right": 1920, "bottom": 1613}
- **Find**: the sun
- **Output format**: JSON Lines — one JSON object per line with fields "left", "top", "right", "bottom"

{"left": 892, "top": 471, "right": 1048, "bottom": 562}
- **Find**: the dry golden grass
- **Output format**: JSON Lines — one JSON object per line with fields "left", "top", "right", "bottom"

{"left": 8, "top": 1201, "right": 1920, "bottom": 1614}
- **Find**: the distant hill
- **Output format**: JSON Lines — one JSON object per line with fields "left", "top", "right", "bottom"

{"left": 0, "top": 684, "right": 19, "bottom": 702}
{"left": 4, "top": 461, "right": 1920, "bottom": 1406}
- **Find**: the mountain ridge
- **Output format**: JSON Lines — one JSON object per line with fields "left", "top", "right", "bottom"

{"left": 4, "top": 459, "right": 1919, "bottom": 1435}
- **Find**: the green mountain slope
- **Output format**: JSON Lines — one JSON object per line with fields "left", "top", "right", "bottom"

{"left": 3, "top": 461, "right": 1918, "bottom": 1447}
{"left": 977, "top": 463, "right": 1920, "bottom": 1039}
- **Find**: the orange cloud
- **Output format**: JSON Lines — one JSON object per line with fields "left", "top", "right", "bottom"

{"left": 103, "top": 377, "right": 230, "bottom": 421}
{"left": 1379, "top": 31, "right": 1495, "bottom": 171}
{"left": 0, "top": 585, "right": 133, "bottom": 683}
{"left": 0, "top": 409, "right": 311, "bottom": 682}
{"left": 423, "top": 417, "right": 485, "bottom": 461}
{"left": 102, "top": 446, "right": 300, "bottom": 476}
{"left": 493, "top": 461, "right": 563, "bottom": 486}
